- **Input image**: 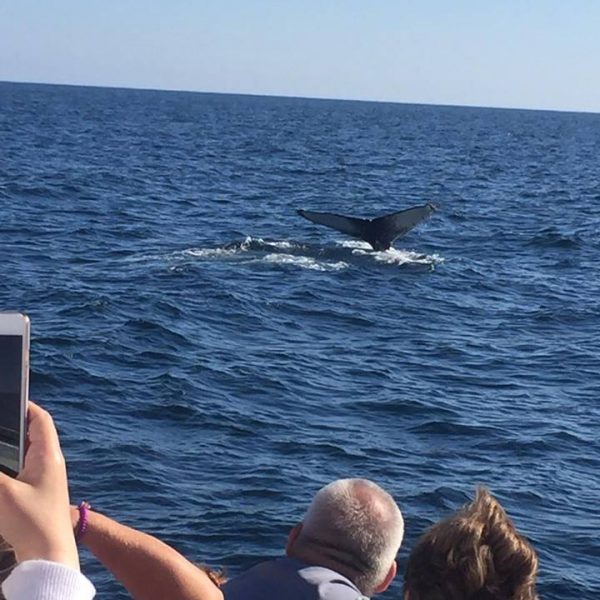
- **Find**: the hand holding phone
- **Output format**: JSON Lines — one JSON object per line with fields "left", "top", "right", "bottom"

{"left": 0, "top": 312, "right": 29, "bottom": 477}
{"left": 0, "top": 402, "right": 79, "bottom": 570}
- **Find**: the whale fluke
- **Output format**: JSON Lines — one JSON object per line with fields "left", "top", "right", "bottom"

{"left": 297, "top": 203, "right": 436, "bottom": 251}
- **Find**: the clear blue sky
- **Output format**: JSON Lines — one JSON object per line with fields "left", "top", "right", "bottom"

{"left": 1, "top": 0, "right": 599, "bottom": 112}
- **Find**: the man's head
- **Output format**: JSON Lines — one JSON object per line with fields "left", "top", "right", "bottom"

{"left": 286, "top": 478, "right": 404, "bottom": 596}
{"left": 403, "top": 487, "right": 539, "bottom": 600}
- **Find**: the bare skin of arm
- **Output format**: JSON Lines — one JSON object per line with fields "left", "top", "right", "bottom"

{"left": 71, "top": 507, "right": 223, "bottom": 600}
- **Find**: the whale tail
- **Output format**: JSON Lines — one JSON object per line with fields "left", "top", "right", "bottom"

{"left": 297, "top": 203, "right": 436, "bottom": 251}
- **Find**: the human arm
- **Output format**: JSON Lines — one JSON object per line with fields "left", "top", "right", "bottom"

{"left": 0, "top": 402, "right": 95, "bottom": 600}
{"left": 71, "top": 506, "right": 223, "bottom": 600}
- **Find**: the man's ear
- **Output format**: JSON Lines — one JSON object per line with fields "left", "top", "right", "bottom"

{"left": 374, "top": 560, "right": 397, "bottom": 594}
{"left": 286, "top": 523, "right": 303, "bottom": 556}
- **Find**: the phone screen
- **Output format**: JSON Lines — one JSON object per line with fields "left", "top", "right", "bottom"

{"left": 0, "top": 334, "right": 23, "bottom": 476}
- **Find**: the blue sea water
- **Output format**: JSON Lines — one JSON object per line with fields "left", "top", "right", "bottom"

{"left": 1, "top": 81, "right": 599, "bottom": 599}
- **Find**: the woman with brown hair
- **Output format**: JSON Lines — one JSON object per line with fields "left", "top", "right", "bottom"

{"left": 404, "top": 487, "right": 539, "bottom": 600}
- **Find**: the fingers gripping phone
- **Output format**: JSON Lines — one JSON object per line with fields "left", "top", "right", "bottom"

{"left": 0, "top": 312, "right": 30, "bottom": 477}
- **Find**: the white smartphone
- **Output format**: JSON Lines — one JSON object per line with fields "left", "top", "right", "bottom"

{"left": 0, "top": 312, "right": 30, "bottom": 477}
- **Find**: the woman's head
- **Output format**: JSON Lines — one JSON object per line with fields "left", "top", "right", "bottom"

{"left": 404, "top": 488, "right": 538, "bottom": 600}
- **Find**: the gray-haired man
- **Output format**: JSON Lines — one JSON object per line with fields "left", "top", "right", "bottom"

{"left": 223, "top": 478, "right": 404, "bottom": 600}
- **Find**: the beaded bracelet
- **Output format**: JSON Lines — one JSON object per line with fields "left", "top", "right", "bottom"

{"left": 75, "top": 501, "right": 91, "bottom": 543}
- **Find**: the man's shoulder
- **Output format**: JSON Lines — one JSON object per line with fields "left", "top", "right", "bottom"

{"left": 300, "top": 563, "right": 367, "bottom": 600}
{"left": 223, "top": 558, "right": 369, "bottom": 600}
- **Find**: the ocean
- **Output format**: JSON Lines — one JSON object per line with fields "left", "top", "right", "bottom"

{"left": 1, "top": 81, "right": 598, "bottom": 599}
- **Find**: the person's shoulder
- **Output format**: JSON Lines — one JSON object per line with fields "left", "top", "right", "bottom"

{"left": 300, "top": 564, "right": 367, "bottom": 600}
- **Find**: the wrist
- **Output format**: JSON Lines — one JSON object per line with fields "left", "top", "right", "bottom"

{"left": 71, "top": 501, "right": 92, "bottom": 544}
{"left": 16, "top": 540, "right": 80, "bottom": 571}
{"left": 75, "top": 501, "right": 91, "bottom": 542}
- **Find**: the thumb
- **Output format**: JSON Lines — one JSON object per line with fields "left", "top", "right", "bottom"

{"left": 19, "top": 402, "right": 65, "bottom": 485}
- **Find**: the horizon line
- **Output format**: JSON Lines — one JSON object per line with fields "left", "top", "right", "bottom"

{"left": 1, "top": 78, "right": 599, "bottom": 117}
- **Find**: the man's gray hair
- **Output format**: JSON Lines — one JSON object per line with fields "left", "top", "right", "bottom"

{"left": 297, "top": 478, "right": 404, "bottom": 594}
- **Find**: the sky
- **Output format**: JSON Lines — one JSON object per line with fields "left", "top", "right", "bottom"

{"left": 1, "top": 0, "right": 599, "bottom": 113}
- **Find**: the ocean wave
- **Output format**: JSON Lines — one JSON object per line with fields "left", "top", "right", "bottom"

{"left": 409, "top": 420, "right": 502, "bottom": 437}
{"left": 3, "top": 84, "right": 599, "bottom": 600}
{"left": 527, "top": 228, "right": 584, "bottom": 249}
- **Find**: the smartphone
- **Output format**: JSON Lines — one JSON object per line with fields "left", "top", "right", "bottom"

{"left": 0, "top": 312, "right": 30, "bottom": 477}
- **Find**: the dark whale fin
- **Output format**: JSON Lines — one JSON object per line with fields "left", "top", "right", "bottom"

{"left": 297, "top": 203, "right": 436, "bottom": 251}
{"left": 370, "top": 204, "right": 436, "bottom": 249}
{"left": 296, "top": 209, "right": 367, "bottom": 238}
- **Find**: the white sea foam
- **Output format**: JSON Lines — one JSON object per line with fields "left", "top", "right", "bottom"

{"left": 337, "top": 239, "right": 444, "bottom": 266}
{"left": 134, "top": 236, "right": 443, "bottom": 270}
{"left": 267, "top": 240, "right": 294, "bottom": 249}
{"left": 239, "top": 236, "right": 255, "bottom": 250}
{"left": 123, "top": 253, "right": 166, "bottom": 263}
{"left": 239, "top": 236, "right": 295, "bottom": 251}
{"left": 183, "top": 247, "right": 239, "bottom": 258}
{"left": 263, "top": 254, "right": 348, "bottom": 271}
{"left": 338, "top": 240, "right": 372, "bottom": 251}
{"left": 374, "top": 248, "right": 445, "bottom": 266}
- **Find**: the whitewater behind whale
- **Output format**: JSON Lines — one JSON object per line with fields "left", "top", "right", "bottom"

{"left": 297, "top": 203, "right": 436, "bottom": 251}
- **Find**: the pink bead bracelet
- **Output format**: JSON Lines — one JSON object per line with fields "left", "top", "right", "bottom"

{"left": 75, "top": 501, "right": 91, "bottom": 543}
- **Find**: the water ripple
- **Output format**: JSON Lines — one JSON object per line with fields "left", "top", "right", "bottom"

{"left": 1, "top": 83, "right": 598, "bottom": 599}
